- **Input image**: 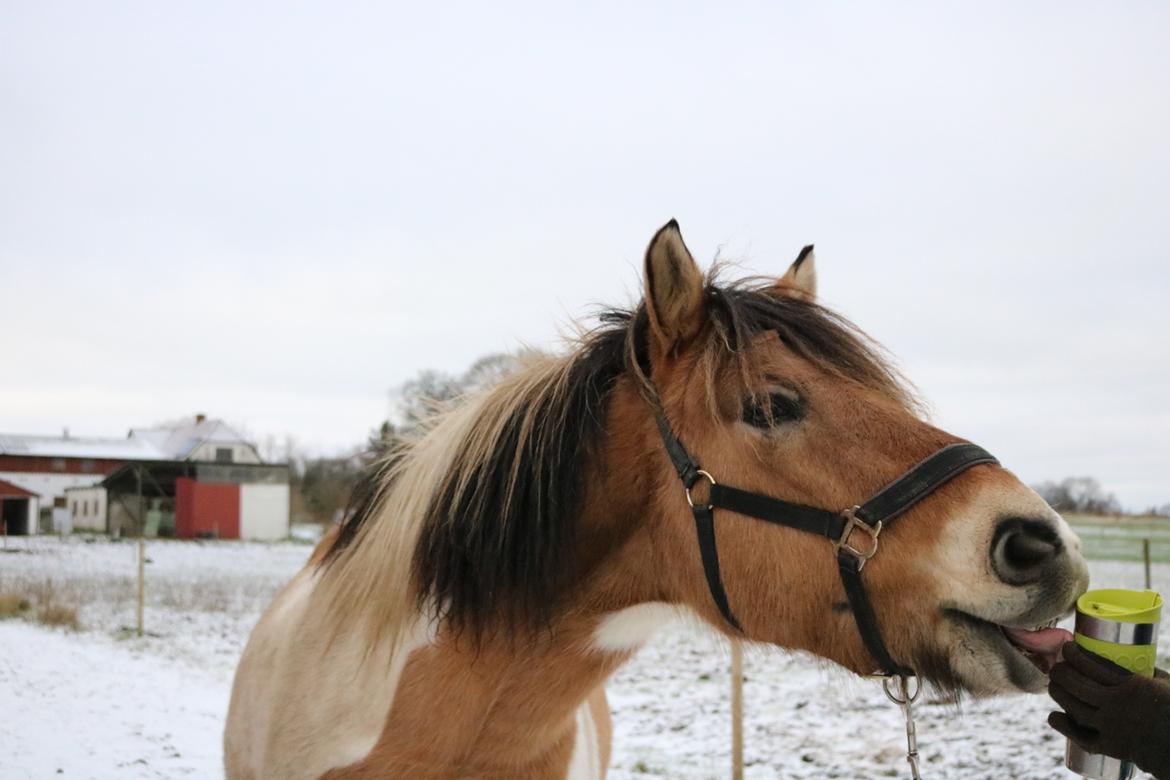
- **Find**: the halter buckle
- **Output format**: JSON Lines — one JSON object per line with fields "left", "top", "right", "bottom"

{"left": 685, "top": 470, "right": 716, "bottom": 509}
{"left": 836, "top": 506, "right": 882, "bottom": 569}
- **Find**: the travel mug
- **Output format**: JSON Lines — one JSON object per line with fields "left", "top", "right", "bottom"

{"left": 1065, "top": 588, "right": 1163, "bottom": 780}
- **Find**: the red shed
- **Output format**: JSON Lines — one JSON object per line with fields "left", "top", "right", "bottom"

{"left": 175, "top": 478, "right": 241, "bottom": 539}
{"left": 102, "top": 461, "right": 288, "bottom": 540}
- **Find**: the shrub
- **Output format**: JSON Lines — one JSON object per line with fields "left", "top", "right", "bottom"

{"left": 37, "top": 603, "right": 81, "bottom": 630}
{"left": 0, "top": 581, "right": 81, "bottom": 630}
{"left": 0, "top": 592, "right": 32, "bottom": 619}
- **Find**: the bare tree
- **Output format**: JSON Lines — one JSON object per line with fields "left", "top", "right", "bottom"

{"left": 317, "top": 353, "right": 528, "bottom": 526}
{"left": 298, "top": 454, "right": 365, "bottom": 524}
{"left": 1033, "top": 477, "right": 1121, "bottom": 515}
{"left": 392, "top": 352, "right": 522, "bottom": 432}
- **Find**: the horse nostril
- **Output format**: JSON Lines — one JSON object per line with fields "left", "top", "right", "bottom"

{"left": 992, "top": 518, "right": 1062, "bottom": 585}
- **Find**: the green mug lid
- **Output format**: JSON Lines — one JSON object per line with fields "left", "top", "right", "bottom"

{"left": 1077, "top": 589, "right": 1162, "bottom": 623}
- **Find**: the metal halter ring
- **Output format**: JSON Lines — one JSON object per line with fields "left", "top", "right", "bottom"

{"left": 882, "top": 674, "right": 921, "bottom": 705}
{"left": 685, "top": 470, "right": 717, "bottom": 509}
{"left": 835, "top": 506, "right": 882, "bottom": 569}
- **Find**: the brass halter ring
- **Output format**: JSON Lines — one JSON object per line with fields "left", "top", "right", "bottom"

{"left": 684, "top": 470, "right": 717, "bottom": 509}
{"left": 835, "top": 506, "right": 883, "bottom": 570}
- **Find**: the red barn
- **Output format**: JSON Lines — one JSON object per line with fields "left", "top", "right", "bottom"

{"left": 0, "top": 416, "right": 285, "bottom": 538}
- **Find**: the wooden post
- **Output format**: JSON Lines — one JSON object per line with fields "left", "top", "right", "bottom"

{"left": 731, "top": 641, "right": 744, "bottom": 780}
{"left": 136, "top": 465, "right": 145, "bottom": 638}
{"left": 1144, "top": 538, "right": 1152, "bottom": 591}
{"left": 136, "top": 536, "right": 145, "bottom": 637}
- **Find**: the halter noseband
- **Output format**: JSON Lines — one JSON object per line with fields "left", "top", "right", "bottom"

{"left": 652, "top": 405, "right": 998, "bottom": 677}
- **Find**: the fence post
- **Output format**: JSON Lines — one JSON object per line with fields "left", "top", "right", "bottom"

{"left": 1143, "top": 538, "right": 1152, "bottom": 591}
{"left": 136, "top": 536, "right": 145, "bottom": 637}
{"left": 731, "top": 641, "right": 744, "bottom": 780}
{"left": 136, "top": 464, "right": 146, "bottom": 637}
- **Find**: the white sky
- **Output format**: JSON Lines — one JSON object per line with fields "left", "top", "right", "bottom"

{"left": 1, "top": 2, "right": 1167, "bottom": 509}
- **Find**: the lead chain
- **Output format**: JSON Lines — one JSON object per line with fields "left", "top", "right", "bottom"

{"left": 883, "top": 674, "right": 923, "bottom": 780}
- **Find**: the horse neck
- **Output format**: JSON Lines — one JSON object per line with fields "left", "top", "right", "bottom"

{"left": 345, "top": 412, "right": 668, "bottom": 776}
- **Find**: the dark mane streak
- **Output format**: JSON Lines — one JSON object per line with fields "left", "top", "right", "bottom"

{"left": 325, "top": 275, "right": 912, "bottom": 636}
{"left": 412, "top": 316, "right": 635, "bottom": 635}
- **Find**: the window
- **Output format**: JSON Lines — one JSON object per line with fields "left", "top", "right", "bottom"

{"left": 215, "top": 447, "right": 233, "bottom": 463}
{"left": 51, "top": 458, "right": 66, "bottom": 472}
{"left": 81, "top": 459, "right": 96, "bottom": 473}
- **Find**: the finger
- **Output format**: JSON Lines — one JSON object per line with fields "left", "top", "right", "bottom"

{"left": 1062, "top": 643, "right": 1131, "bottom": 686}
{"left": 1048, "top": 678, "right": 1100, "bottom": 727}
{"left": 1051, "top": 660, "right": 1111, "bottom": 707}
{"left": 1048, "top": 712, "right": 1101, "bottom": 752}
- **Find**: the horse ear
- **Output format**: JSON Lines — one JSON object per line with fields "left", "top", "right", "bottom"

{"left": 644, "top": 219, "right": 706, "bottom": 352}
{"left": 776, "top": 244, "right": 817, "bottom": 302}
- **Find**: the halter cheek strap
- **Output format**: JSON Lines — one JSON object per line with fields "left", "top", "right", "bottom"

{"left": 654, "top": 408, "right": 998, "bottom": 677}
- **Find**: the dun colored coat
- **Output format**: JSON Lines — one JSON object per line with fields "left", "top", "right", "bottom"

{"left": 225, "top": 221, "right": 1089, "bottom": 779}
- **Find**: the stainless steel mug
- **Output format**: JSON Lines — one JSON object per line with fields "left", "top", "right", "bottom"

{"left": 1065, "top": 589, "right": 1163, "bottom": 780}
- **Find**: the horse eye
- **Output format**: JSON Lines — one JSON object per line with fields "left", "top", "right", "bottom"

{"left": 741, "top": 392, "right": 806, "bottom": 428}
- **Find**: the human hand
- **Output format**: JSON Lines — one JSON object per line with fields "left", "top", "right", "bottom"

{"left": 1048, "top": 642, "right": 1170, "bottom": 780}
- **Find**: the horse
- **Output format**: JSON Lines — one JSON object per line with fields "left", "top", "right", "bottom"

{"left": 224, "top": 221, "right": 1090, "bottom": 779}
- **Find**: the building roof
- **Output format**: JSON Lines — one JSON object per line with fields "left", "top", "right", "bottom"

{"left": 128, "top": 418, "right": 254, "bottom": 461}
{"left": 0, "top": 478, "right": 38, "bottom": 498}
{"left": 0, "top": 418, "right": 259, "bottom": 463}
{"left": 0, "top": 433, "right": 160, "bottom": 460}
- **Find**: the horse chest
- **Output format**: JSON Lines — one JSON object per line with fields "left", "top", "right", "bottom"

{"left": 347, "top": 647, "right": 608, "bottom": 779}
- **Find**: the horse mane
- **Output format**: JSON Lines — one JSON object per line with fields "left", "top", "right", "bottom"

{"left": 315, "top": 270, "right": 915, "bottom": 647}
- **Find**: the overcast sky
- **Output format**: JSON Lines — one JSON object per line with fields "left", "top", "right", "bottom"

{"left": 1, "top": 2, "right": 1167, "bottom": 509}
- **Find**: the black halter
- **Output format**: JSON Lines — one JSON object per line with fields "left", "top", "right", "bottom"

{"left": 652, "top": 406, "right": 998, "bottom": 677}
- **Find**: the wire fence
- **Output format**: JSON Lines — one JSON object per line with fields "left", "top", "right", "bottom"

{"left": 1067, "top": 516, "right": 1170, "bottom": 588}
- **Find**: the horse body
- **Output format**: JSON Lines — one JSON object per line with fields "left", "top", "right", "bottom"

{"left": 227, "top": 574, "right": 616, "bottom": 778}
{"left": 226, "top": 221, "right": 1089, "bottom": 778}
{"left": 226, "top": 382, "right": 655, "bottom": 779}
{"left": 224, "top": 564, "right": 421, "bottom": 779}
{"left": 226, "top": 526, "right": 629, "bottom": 780}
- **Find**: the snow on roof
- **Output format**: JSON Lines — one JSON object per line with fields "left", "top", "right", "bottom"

{"left": 0, "top": 433, "right": 162, "bottom": 460}
{"left": 0, "top": 418, "right": 259, "bottom": 462}
{"left": 128, "top": 418, "right": 254, "bottom": 460}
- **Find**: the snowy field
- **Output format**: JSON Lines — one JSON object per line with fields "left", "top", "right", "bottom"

{"left": 1, "top": 536, "right": 1166, "bottom": 780}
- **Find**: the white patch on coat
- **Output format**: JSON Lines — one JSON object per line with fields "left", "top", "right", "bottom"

{"left": 265, "top": 570, "right": 314, "bottom": 625}
{"left": 224, "top": 571, "right": 436, "bottom": 780}
{"left": 301, "top": 610, "right": 436, "bottom": 775}
{"left": 565, "top": 700, "right": 600, "bottom": 780}
{"left": 591, "top": 602, "right": 683, "bottom": 653}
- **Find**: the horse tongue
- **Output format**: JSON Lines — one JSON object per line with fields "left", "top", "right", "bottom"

{"left": 1003, "top": 626, "right": 1074, "bottom": 671}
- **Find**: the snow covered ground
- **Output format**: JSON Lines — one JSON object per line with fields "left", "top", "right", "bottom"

{"left": 1, "top": 536, "right": 1165, "bottom": 779}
